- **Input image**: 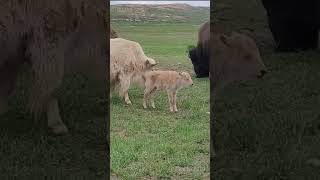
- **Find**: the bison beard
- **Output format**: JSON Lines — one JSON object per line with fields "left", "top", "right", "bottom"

{"left": 188, "top": 45, "right": 209, "bottom": 78}
{"left": 188, "top": 21, "right": 210, "bottom": 78}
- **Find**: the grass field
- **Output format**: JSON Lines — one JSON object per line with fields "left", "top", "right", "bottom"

{"left": 110, "top": 22, "right": 210, "bottom": 179}
{"left": 213, "top": 0, "right": 320, "bottom": 179}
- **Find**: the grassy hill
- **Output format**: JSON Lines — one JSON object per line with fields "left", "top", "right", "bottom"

{"left": 110, "top": 3, "right": 209, "bottom": 23}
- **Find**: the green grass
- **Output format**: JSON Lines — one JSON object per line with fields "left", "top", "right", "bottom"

{"left": 110, "top": 22, "right": 210, "bottom": 179}
{"left": 213, "top": 0, "right": 320, "bottom": 179}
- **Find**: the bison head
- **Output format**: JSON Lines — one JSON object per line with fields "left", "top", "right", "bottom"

{"left": 188, "top": 46, "right": 209, "bottom": 78}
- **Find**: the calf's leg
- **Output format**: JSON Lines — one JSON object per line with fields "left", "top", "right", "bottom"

{"left": 149, "top": 88, "right": 157, "bottom": 109}
{"left": 172, "top": 91, "right": 178, "bottom": 112}
{"left": 167, "top": 91, "right": 174, "bottom": 112}
{"left": 143, "top": 86, "right": 155, "bottom": 109}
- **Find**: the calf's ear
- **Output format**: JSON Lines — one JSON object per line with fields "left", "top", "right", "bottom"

{"left": 146, "top": 59, "right": 157, "bottom": 66}
{"left": 145, "top": 59, "right": 151, "bottom": 67}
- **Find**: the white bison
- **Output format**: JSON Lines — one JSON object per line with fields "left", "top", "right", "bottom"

{"left": 0, "top": 0, "right": 107, "bottom": 135}
{"left": 110, "top": 38, "right": 156, "bottom": 105}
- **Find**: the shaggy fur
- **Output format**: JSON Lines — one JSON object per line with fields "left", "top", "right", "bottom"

{"left": 142, "top": 71, "right": 193, "bottom": 112}
{"left": 0, "top": 0, "right": 107, "bottom": 134}
{"left": 110, "top": 38, "right": 156, "bottom": 105}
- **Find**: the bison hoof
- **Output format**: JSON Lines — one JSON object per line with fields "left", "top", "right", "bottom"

{"left": 125, "top": 100, "right": 132, "bottom": 105}
{"left": 50, "top": 124, "right": 69, "bottom": 135}
{"left": 151, "top": 105, "right": 156, "bottom": 109}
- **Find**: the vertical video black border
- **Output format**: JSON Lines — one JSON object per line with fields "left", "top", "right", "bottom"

{"left": 106, "top": 0, "right": 111, "bottom": 179}
{"left": 209, "top": 0, "right": 215, "bottom": 178}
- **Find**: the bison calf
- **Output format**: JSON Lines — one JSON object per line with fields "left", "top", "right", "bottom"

{"left": 143, "top": 71, "right": 193, "bottom": 112}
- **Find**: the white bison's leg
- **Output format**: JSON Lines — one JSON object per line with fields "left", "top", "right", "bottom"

{"left": 119, "top": 75, "right": 132, "bottom": 105}
{"left": 0, "top": 77, "right": 10, "bottom": 115}
{"left": 27, "top": 34, "right": 65, "bottom": 133}
{"left": 172, "top": 91, "right": 178, "bottom": 112}
{"left": 0, "top": 61, "right": 20, "bottom": 115}
{"left": 47, "top": 98, "right": 68, "bottom": 134}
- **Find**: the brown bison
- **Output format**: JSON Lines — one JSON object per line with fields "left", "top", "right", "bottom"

{"left": 0, "top": 0, "right": 107, "bottom": 135}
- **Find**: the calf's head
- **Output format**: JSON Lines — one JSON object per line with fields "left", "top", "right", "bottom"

{"left": 144, "top": 57, "right": 157, "bottom": 71}
{"left": 178, "top": 72, "right": 194, "bottom": 88}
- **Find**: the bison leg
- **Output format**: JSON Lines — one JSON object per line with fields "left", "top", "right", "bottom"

{"left": 149, "top": 88, "right": 157, "bottom": 109}
{"left": 146, "top": 87, "right": 157, "bottom": 109}
{"left": 143, "top": 90, "right": 149, "bottom": 109}
{"left": 143, "top": 86, "right": 154, "bottom": 109}
{"left": 167, "top": 91, "right": 174, "bottom": 112}
{"left": 0, "top": 61, "right": 20, "bottom": 115}
{"left": 119, "top": 75, "right": 132, "bottom": 105}
{"left": 172, "top": 91, "right": 178, "bottom": 112}
{"left": 47, "top": 98, "right": 68, "bottom": 135}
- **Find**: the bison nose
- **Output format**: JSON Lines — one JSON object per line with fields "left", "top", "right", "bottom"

{"left": 192, "top": 83, "right": 194, "bottom": 86}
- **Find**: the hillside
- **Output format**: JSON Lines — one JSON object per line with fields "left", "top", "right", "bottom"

{"left": 110, "top": 3, "right": 209, "bottom": 23}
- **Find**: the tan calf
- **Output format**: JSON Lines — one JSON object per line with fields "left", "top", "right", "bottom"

{"left": 143, "top": 71, "right": 193, "bottom": 112}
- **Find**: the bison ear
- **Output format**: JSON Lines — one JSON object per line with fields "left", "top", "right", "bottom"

{"left": 220, "top": 35, "right": 231, "bottom": 47}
